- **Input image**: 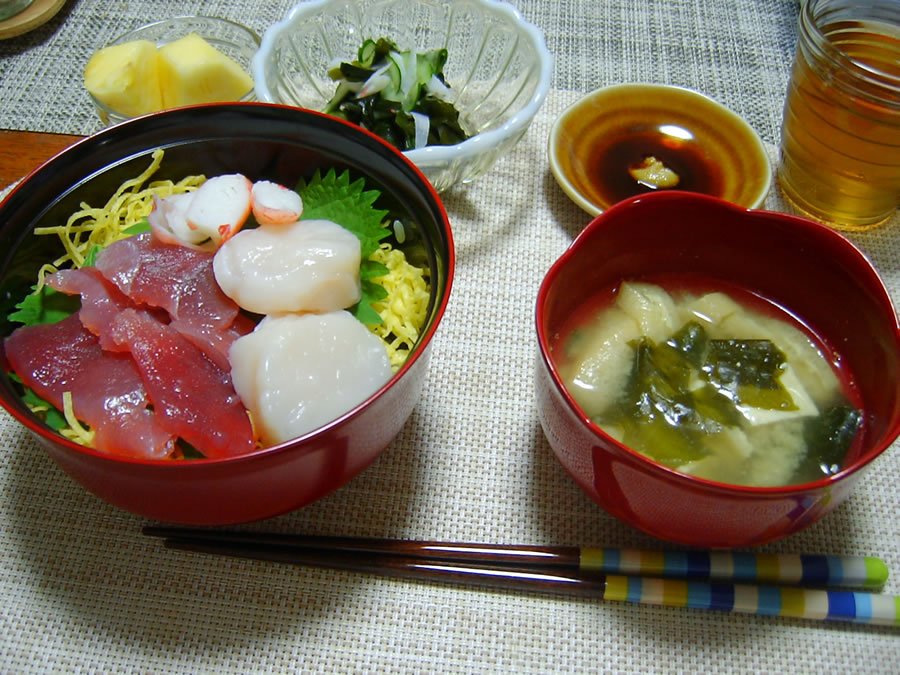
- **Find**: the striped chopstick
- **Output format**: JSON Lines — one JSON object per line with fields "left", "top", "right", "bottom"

{"left": 604, "top": 575, "right": 900, "bottom": 626}
{"left": 142, "top": 528, "right": 888, "bottom": 589}
{"left": 142, "top": 529, "right": 900, "bottom": 627}
{"left": 581, "top": 548, "right": 888, "bottom": 590}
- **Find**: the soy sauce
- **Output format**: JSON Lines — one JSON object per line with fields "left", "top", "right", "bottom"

{"left": 586, "top": 126, "right": 723, "bottom": 205}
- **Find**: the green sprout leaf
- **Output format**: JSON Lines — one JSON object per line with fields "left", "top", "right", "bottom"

{"left": 123, "top": 219, "right": 151, "bottom": 236}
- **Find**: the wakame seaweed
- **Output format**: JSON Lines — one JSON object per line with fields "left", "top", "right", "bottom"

{"left": 600, "top": 322, "right": 813, "bottom": 468}
{"left": 795, "top": 405, "right": 862, "bottom": 480}
{"left": 324, "top": 37, "right": 470, "bottom": 152}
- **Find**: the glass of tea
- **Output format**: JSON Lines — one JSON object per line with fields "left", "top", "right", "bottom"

{"left": 778, "top": 0, "right": 900, "bottom": 231}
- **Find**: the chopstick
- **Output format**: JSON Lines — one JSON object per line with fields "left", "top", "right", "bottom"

{"left": 142, "top": 527, "right": 888, "bottom": 589}
{"left": 143, "top": 528, "right": 899, "bottom": 626}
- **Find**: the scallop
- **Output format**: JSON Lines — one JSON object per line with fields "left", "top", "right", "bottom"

{"left": 229, "top": 311, "right": 392, "bottom": 444}
{"left": 212, "top": 218, "right": 362, "bottom": 315}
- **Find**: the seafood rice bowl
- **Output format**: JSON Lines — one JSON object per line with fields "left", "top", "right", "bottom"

{"left": 0, "top": 103, "right": 454, "bottom": 524}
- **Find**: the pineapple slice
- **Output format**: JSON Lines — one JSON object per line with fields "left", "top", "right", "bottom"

{"left": 157, "top": 33, "right": 254, "bottom": 108}
{"left": 83, "top": 39, "right": 163, "bottom": 117}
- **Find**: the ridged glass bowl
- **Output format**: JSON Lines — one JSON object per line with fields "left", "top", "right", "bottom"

{"left": 251, "top": 0, "right": 553, "bottom": 192}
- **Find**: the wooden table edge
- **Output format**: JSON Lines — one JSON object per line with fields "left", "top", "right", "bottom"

{"left": 1, "top": 129, "right": 85, "bottom": 190}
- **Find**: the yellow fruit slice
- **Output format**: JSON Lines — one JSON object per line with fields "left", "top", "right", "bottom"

{"left": 157, "top": 33, "right": 254, "bottom": 108}
{"left": 83, "top": 39, "right": 163, "bottom": 117}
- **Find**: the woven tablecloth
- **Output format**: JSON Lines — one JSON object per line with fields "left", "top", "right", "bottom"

{"left": 1, "top": 1, "right": 898, "bottom": 672}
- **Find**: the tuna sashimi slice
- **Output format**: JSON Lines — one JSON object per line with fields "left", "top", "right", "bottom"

{"left": 46, "top": 267, "right": 135, "bottom": 351}
{"left": 109, "top": 308, "right": 256, "bottom": 458}
{"left": 49, "top": 259, "right": 248, "bottom": 370}
{"left": 171, "top": 312, "right": 256, "bottom": 372}
{"left": 3, "top": 314, "right": 176, "bottom": 459}
{"left": 95, "top": 232, "right": 238, "bottom": 327}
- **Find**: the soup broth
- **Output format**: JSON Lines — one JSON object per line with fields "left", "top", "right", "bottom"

{"left": 553, "top": 280, "right": 862, "bottom": 487}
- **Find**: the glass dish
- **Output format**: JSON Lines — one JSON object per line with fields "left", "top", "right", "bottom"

{"left": 88, "top": 16, "right": 260, "bottom": 126}
{"left": 251, "top": 0, "right": 553, "bottom": 192}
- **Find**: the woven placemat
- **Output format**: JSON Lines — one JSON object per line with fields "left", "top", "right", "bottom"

{"left": 1, "top": 87, "right": 898, "bottom": 674}
{"left": 0, "top": 0, "right": 799, "bottom": 146}
{"left": 2, "top": 1, "right": 898, "bottom": 672}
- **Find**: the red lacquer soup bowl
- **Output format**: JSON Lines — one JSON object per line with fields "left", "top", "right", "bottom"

{"left": 0, "top": 103, "right": 454, "bottom": 525}
{"left": 535, "top": 191, "right": 900, "bottom": 548}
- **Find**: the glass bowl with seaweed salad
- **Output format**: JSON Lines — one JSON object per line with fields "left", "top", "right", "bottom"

{"left": 251, "top": 0, "right": 552, "bottom": 192}
{"left": 323, "top": 37, "right": 469, "bottom": 152}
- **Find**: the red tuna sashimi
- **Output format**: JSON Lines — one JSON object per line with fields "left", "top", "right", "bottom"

{"left": 95, "top": 232, "right": 238, "bottom": 327}
{"left": 46, "top": 267, "right": 135, "bottom": 351}
{"left": 171, "top": 312, "right": 256, "bottom": 372}
{"left": 3, "top": 314, "right": 176, "bottom": 459}
{"left": 51, "top": 252, "right": 246, "bottom": 366}
{"left": 109, "top": 308, "right": 257, "bottom": 458}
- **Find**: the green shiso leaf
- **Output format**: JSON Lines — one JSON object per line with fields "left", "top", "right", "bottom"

{"left": 352, "top": 266, "right": 390, "bottom": 324}
{"left": 82, "top": 245, "right": 102, "bottom": 268}
{"left": 298, "top": 168, "right": 391, "bottom": 258}
{"left": 7, "top": 220, "right": 148, "bottom": 328}
{"left": 352, "top": 279, "right": 389, "bottom": 325}
{"left": 360, "top": 259, "right": 389, "bottom": 281}
{"left": 177, "top": 441, "right": 206, "bottom": 460}
{"left": 7, "top": 373, "right": 67, "bottom": 430}
{"left": 123, "top": 219, "right": 151, "bottom": 236}
{"left": 6, "top": 289, "right": 75, "bottom": 430}
{"left": 7, "top": 284, "right": 80, "bottom": 327}
{"left": 20, "top": 388, "right": 68, "bottom": 431}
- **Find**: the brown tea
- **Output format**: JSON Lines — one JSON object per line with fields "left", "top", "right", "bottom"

{"left": 778, "top": 17, "right": 900, "bottom": 229}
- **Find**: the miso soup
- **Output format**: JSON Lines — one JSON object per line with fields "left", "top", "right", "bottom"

{"left": 554, "top": 280, "right": 862, "bottom": 487}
